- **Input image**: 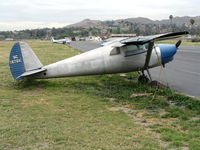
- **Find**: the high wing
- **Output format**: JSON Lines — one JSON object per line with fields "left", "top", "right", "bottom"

{"left": 120, "top": 31, "right": 189, "bottom": 45}
{"left": 69, "top": 32, "right": 188, "bottom": 51}
{"left": 100, "top": 37, "right": 127, "bottom": 46}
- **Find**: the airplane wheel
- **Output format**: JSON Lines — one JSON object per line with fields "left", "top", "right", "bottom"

{"left": 138, "top": 75, "right": 149, "bottom": 84}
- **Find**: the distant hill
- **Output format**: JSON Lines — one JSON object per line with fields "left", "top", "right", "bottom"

{"left": 66, "top": 16, "right": 200, "bottom": 29}
{"left": 66, "top": 19, "right": 106, "bottom": 29}
{"left": 155, "top": 16, "right": 200, "bottom": 26}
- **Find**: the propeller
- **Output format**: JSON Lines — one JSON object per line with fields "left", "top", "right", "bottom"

{"left": 153, "top": 40, "right": 182, "bottom": 87}
{"left": 176, "top": 40, "right": 182, "bottom": 48}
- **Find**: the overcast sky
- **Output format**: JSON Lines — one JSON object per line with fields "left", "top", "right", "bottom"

{"left": 0, "top": 0, "right": 199, "bottom": 31}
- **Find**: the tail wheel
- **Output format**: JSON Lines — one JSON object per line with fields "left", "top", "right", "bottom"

{"left": 138, "top": 75, "right": 149, "bottom": 84}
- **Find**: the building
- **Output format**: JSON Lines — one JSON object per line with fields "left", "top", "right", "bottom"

{"left": 110, "top": 34, "right": 136, "bottom": 38}
{"left": 5, "top": 38, "right": 14, "bottom": 41}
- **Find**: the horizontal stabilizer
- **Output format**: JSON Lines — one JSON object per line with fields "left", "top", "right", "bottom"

{"left": 17, "top": 68, "right": 46, "bottom": 79}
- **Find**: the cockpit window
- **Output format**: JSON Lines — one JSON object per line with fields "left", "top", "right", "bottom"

{"left": 110, "top": 47, "right": 121, "bottom": 56}
{"left": 123, "top": 44, "right": 147, "bottom": 57}
{"left": 126, "top": 45, "right": 138, "bottom": 51}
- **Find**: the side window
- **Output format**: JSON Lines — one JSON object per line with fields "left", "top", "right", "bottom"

{"left": 144, "top": 43, "right": 149, "bottom": 50}
{"left": 123, "top": 44, "right": 146, "bottom": 57}
{"left": 110, "top": 47, "right": 121, "bottom": 56}
{"left": 126, "top": 45, "right": 138, "bottom": 51}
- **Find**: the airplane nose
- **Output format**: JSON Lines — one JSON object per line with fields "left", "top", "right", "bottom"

{"left": 158, "top": 44, "right": 177, "bottom": 64}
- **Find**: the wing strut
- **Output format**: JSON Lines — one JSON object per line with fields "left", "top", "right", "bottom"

{"left": 142, "top": 42, "right": 154, "bottom": 81}
{"left": 144, "top": 42, "right": 154, "bottom": 69}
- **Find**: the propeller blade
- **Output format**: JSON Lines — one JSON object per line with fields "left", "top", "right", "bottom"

{"left": 176, "top": 40, "right": 182, "bottom": 48}
{"left": 143, "top": 42, "right": 154, "bottom": 69}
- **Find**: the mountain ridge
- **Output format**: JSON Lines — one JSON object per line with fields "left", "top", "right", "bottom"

{"left": 66, "top": 16, "right": 200, "bottom": 29}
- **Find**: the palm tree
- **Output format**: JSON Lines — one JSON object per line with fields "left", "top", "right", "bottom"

{"left": 169, "top": 15, "right": 173, "bottom": 31}
{"left": 169, "top": 15, "right": 173, "bottom": 24}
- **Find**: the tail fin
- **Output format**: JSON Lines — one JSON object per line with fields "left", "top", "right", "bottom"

{"left": 9, "top": 42, "right": 45, "bottom": 80}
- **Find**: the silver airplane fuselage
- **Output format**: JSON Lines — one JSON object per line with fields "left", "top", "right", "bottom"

{"left": 32, "top": 43, "right": 170, "bottom": 79}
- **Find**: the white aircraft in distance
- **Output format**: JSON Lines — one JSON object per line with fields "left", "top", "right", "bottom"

{"left": 9, "top": 31, "right": 188, "bottom": 83}
{"left": 51, "top": 37, "right": 71, "bottom": 44}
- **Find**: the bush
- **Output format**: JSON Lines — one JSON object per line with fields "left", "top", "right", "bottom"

{"left": 191, "top": 38, "right": 200, "bottom": 42}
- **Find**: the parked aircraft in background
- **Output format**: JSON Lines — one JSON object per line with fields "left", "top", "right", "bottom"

{"left": 51, "top": 37, "right": 71, "bottom": 44}
{"left": 9, "top": 32, "right": 188, "bottom": 83}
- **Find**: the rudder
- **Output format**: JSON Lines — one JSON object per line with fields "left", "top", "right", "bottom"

{"left": 9, "top": 42, "right": 44, "bottom": 80}
{"left": 9, "top": 42, "right": 25, "bottom": 80}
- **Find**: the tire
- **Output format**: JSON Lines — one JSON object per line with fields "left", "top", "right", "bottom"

{"left": 138, "top": 75, "right": 149, "bottom": 84}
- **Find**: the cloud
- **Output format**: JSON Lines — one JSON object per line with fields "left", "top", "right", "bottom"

{"left": 0, "top": 0, "right": 199, "bottom": 30}
{"left": 0, "top": 22, "right": 69, "bottom": 31}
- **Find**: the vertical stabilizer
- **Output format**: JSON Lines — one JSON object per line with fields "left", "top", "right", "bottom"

{"left": 20, "top": 42, "right": 43, "bottom": 71}
{"left": 9, "top": 42, "right": 43, "bottom": 80}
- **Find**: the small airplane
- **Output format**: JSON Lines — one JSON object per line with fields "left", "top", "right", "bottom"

{"left": 9, "top": 31, "right": 188, "bottom": 83}
{"left": 51, "top": 37, "right": 71, "bottom": 44}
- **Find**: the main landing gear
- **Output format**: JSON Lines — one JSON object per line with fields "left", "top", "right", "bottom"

{"left": 138, "top": 69, "right": 152, "bottom": 84}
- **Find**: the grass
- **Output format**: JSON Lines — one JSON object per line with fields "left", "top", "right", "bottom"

{"left": 0, "top": 40, "right": 200, "bottom": 150}
{"left": 156, "top": 39, "right": 200, "bottom": 46}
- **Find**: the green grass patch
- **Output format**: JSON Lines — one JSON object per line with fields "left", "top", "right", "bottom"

{"left": 156, "top": 39, "right": 200, "bottom": 46}
{"left": 0, "top": 40, "right": 200, "bottom": 150}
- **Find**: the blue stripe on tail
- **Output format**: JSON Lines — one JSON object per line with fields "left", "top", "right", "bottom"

{"left": 9, "top": 42, "right": 25, "bottom": 80}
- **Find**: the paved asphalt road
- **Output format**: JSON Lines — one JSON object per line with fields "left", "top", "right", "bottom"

{"left": 150, "top": 46, "right": 200, "bottom": 98}
{"left": 70, "top": 41, "right": 200, "bottom": 98}
{"left": 70, "top": 41, "right": 101, "bottom": 52}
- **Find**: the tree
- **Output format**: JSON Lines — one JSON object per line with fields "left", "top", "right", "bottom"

{"left": 190, "top": 19, "right": 195, "bottom": 35}
{"left": 169, "top": 15, "right": 173, "bottom": 31}
{"left": 129, "top": 23, "right": 134, "bottom": 32}
{"left": 190, "top": 19, "right": 195, "bottom": 26}
{"left": 116, "top": 27, "right": 121, "bottom": 34}
{"left": 169, "top": 15, "right": 173, "bottom": 24}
